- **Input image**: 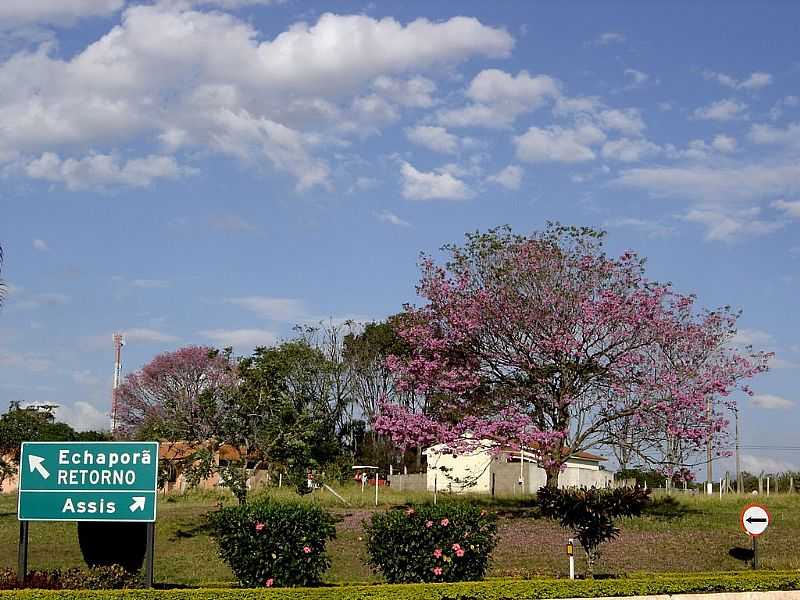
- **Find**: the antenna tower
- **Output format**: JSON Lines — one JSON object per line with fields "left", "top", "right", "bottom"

{"left": 111, "top": 333, "right": 125, "bottom": 432}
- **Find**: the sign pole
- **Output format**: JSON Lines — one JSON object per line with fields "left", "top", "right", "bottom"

{"left": 144, "top": 522, "right": 155, "bottom": 587}
{"left": 752, "top": 536, "right": 758, "bottom": 570}
{"left": 17, "top": 520, "right": 28, "bottom": 586}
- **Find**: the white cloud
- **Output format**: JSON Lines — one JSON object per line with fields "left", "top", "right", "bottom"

{"left": 0, "top": 0, "right": 124, "bottom": 27}
{"left": 693, "top": 99, "right": 748, "bottom": 121}
{"left": 683, "top": 207, "right": 782, "bottom": 242}
{"left": 711, "top": 134, "right": 737, "bottom": 153}
{"left": 614, "top": 163, "right": 800, "bottom": 203}
{"left": 749, "top": 122, "right": 800, "bottom": 148}
{"left": 0, "top": 6, "right": 512, "bottom": 188}
{"left": 32, "top": 238, "right": 48, "bottom": 251}
{"left": 123, "top": 328, "right": 179, "bottom": 343}
{"left": 601, "top": 138, "right": 661, "bottom": 162}
{"left": 437, "top": 69, "right": 559, "bottom": 129}
{"left": 514, "top": 124, "right": 605, "bottom": 163}
{"left": 200, "top": 328, "right": 278, "bottom": 349}
{"left": 623, "top": 68, "right": 649, "bottom": 88}
{"left": 227, "top": 296, "right": 308, "bottom": 321}
{"left": 209, "top": 214, "right": 257, "bottom": 232}
{"left": 773, "top": 199, "right": 800, "bottom": 218}
{"left": 25, "top": 152, "right": 192, "bottom": 190}
{"left": 704, "top": 70, "right": 772, "bottom": 90}
{"left": 400, "top": 161, "right": 471, "bottom": 200}
{"left": 13, "top": 292, "right": 70, "bottom": 310}
{"left": 187, "top": 0, "right": 281, "bottom": 8}
{"left": 486, "top": 165, "right": 523, "bottom": 190}
{"left": 54, "top": 401, "right": 109, "bottom": 432}
{"left": 130, "top": 279, "right": 170, "bottom": 289}
{"left": 374, "top": 210, "right": 411, "bottom": 227}
{"left": 371, "top": 76, "right": 437, "bottom": 108}
{"left": 593, "top": 32, "right": 625, "bottom": 46}
{"left": 466, "top": 69, "right": 559, "bottom": 105}
{"left": 0, "top": 351, "right": 52, "bottom": 372}
{"left": 731, "top": 328, "right": 774, "bottom": 348}
{"left": 603, "top": 217, "right": 675, "bottom": 238}
{"left": 751, "top": 394, "right": 794, "bottom": 409}
{"left": 71, "top": 370, "right": 101, "bottom": 386}
{"left": 405, "top": 125, "right": 460, "bottom": 154}
{"left": 741, "top": 454, "right": 796, "bottom": 474}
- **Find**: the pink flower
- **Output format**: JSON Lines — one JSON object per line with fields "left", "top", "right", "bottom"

{"left": 425, "top": 520, "right": 433, "bottom": 528}
{"left": 440, "top": 518, "right": 449, "bottom": 526}
{"left": 303, "top": 546, "right": 312, "bottom": 554}
{"left": 432, "top": 567, "right": 443, "bottom": 576}
{"left": 433, "top": 548, "right": 442, "bottom": 558}
{"left": 456, "top": 549, "right": 465, "bottom": 557}
{"left": 265, "top": 578, "right": 274, "bottom": 587}
{"left": 255, "top": 522, "right": 265, "bottom": 532}
{"left": 405, "top": 507, "right": 416, "bottom": 517}
{"left": 451, "top": 543, "right": 461, "bottom": 552}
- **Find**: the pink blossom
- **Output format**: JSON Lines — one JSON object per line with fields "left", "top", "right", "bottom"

{"left": 265, "top": 578, "right": 274, "bottom": 587}
{"left": 432, "top": 567, "right": 443, "bottom": 576}
{"left": 433, "top": 548, "right": 442, "bottom": 558}
{"left": 405, "top": 507, "right": 416, "bottom": 517}
{"left": 425, "top": 520, "right": 433, "bottom": 528}
{"left": 255, "top": 522, "right": 265, "bottom": 532}
{"left": 452, "top": 543, "right": 462, "bottom": 552}
{"left": 303, "top": 546, "right": 312, "bottom": 554}
{"left": 440, "top": 518, "right": 449, "bottom": 527}
{"left": 456, "top": 548, "right": 465, "bottom": 557}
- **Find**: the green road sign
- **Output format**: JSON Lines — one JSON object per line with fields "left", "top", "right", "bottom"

{"left": 18, "top": 442, "right": 159, "bottom": 522}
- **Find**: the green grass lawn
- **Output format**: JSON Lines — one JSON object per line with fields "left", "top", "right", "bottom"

{"left": 2, "top": 486, "right": 798, "bottom": 587}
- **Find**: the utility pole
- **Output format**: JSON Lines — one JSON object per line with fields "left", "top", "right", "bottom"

{"left": 111, "top": 333, "right": 125, "bottom": 433}
{"left": 735, "top": 407, "right": 742, "bottom": 494}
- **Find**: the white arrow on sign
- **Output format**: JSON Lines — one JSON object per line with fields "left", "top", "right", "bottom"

{"left": 741, "top": 504, "right": 770, "bottom": 537}
{"left": 129, "top": 497, "right": 146, "bottom": 512}
{"left": 28, "top": 455, "right": 50, "bottom": 479}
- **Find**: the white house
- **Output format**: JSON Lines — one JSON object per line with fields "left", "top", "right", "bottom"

{"left": 423, "top": 440, "right": 613, "bottom": 495}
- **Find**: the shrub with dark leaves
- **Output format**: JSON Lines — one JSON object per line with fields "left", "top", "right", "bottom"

{"left": 537, "top": 485, "right": 651, "bottom": 577}
{"left": 364, "top": 503, "right": 497, "bottom": 583}
{"left": 206, "top": 498, "right": 336, "bottom": 588}
{"left": 0, "top": 566, "right": 138, "bottom": 590}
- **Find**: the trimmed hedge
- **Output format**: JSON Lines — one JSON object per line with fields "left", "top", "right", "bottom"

{"left": 1, "top": 571, "right": 799, "bottom": 599}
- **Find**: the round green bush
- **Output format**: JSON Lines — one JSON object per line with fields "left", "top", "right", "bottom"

{"left": 364, "top": 503, "right": 498, "bottom": 583}
{"left": 206, "top": 498, "right": 336, "bottom": 588}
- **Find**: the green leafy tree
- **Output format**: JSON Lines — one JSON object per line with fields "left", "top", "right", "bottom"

{"left": 232, "top": 339, "right": 342, "bottom": 494}
{"left": 537, "top": 485, "right": 651, "bottom": 577}
{"left": 0, "top": 403, "right": 108, "bottom": 486}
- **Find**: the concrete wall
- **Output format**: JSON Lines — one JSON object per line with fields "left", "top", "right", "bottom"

{"left": 426, "top": 445, "right": 494, "bottom": 493}
{"left": 388, "top": 472, "right": 427, "bottom": 492}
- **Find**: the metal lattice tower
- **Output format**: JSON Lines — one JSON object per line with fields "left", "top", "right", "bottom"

{"left": 111, "top": 333, "right": 125, "bottom": 433}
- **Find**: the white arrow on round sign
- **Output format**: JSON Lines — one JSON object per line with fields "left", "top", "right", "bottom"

{"left": 741, "top": 504, "right": 770, "bottom": 537}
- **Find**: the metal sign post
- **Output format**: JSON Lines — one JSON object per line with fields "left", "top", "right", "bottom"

{"left": 17, "top": 442, "right": 159, "bottom": 586}
{"left": 567, "top": 538, "right": 575, "bottom": 580}
{"left": 740, "top": 503, "right": 770, "bottom": 570}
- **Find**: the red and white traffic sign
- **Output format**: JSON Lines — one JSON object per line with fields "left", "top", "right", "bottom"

{"left": 741, "top": 503, "right": 770, "bottom": 537}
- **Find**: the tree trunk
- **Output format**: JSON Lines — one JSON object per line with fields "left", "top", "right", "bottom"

{"left": 545, "top": 466, "right": 560, "bottom": 489}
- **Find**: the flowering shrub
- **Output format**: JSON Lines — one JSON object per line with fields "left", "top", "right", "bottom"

{"left": 363, "top": 503, "right": 497, "bottom": 583}
{"left": 206, "top": 499, "right": 336, "bottom": 588}
{"left": 0, "top": 565, "right": 138, "bottom": 589}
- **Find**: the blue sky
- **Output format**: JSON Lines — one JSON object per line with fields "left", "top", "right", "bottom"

{"left": 1, "top": 1, "right": 798, "bottom": 475}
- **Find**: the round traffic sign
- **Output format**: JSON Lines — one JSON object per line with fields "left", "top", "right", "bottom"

{"left": 740, "top": 503, "right": 770, "bottom": 537}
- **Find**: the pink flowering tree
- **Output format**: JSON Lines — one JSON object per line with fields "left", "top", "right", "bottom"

{"left": 114, "top": 345, "right": 237, "bottom": 441}
{"left": 374, "top": 225, "right": 771, "bottom": 487}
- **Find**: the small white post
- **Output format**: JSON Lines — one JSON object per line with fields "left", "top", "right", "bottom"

{"left": 278, "top": 472, "right": 282, "bottom": 488}
{"left": 767, "top": 477, "right": 770, "bottom": 496}
{"left": 375, "top": 472, "right": 379, "bottom": 506}
{"left": 434, "top": 473, "right": 438, "bottom": 505}
{"left": 719, "top": 478, "right": 723, "bottom": 500}
{"left": 404, "top": 465, "right": 408, "bottom": 476}
{"left": 361, "top": 474, "right": 365, "bottom": 494}
{"left": 389, "top": 464, "right": 393, "bottom": 477}
{"left": 568, "top": 538, "right": 575, "bottom": 580}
